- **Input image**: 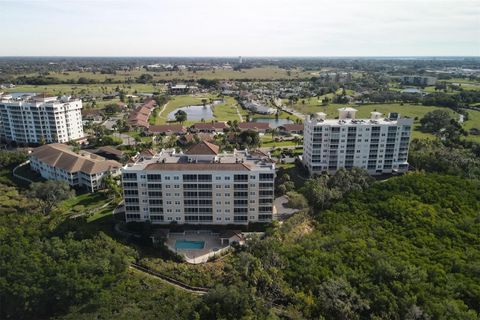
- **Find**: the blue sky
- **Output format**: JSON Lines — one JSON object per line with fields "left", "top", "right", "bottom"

{"left": 0, "top": 0, "right": 479, "bottom": 56}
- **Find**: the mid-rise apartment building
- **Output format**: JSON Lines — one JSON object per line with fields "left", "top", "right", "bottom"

{"left": 0, "top": 93, "right": 84, "bottom": 144}
{"left": 121, "top": 141, "right": 275, "bottom": 225}
{"left": 399, "top": 75, "right": 437, "bottom": 86}
{"left": 303, "top": 108, "right": 412, "bottom": 175}
{"left": 30, "top": 144, "right": 122, "bottom": 192}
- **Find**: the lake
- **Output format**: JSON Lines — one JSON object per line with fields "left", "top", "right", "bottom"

{"left": 253, "top": 118, "right": 293, "bottom": 128}
{"left": 167, "top": 105, "right": 214, "bottom": 121}
{"left": 6, "top": 92, "right": 37, "bottom": 99}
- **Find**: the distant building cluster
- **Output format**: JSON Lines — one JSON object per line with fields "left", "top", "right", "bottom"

{"left": 398, "top": 75, "right": 437, "bottom": 86}
{"left": 0, "top": 93, "right": 84, "bottom": 144}
{"left": 127, "top": 99, "right": 156, "bottom": 129}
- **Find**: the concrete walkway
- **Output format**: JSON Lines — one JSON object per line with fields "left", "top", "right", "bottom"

{"left": 12, "top": 161, "right": 33, "bottom": 184}
{"left": 155, "top": 101, "right": 170, "bottom": 119}
{"left": 274, "top": 196, "right": 300, "bottom": 221}
{"left": 233, "top": 104, "right": 244, "bottom": 122}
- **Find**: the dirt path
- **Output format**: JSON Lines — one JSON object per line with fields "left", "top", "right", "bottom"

{"left": 130, "top": 263, "right": 209, "bottom": 295}
{"left": 234, "top": 104, "right": 244, "bottom": 122}
{"left": 155, "top": 101, "right": 170, "bottom": 120}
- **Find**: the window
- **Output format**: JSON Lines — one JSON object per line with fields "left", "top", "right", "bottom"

{"left": 164, "top": 176, "right": 171, "bottom": 180}
{"left": 216, "top": 176, "right": 221, "bottom": 180}
{"left": 123, "top": 173, "right": 137, "bottom": 180}
{"left": 147, "top": 174, "right": 161, "bottom": 181}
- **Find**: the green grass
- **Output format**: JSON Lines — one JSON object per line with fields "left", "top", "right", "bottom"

{"left": 87, "top": 203, "right": 117, "bottom": 223}
{"left": 463, "top": 109, "right": 480, "bottom": 143}
{"left": 261, "top": 135, "right": 298, "bottom": 147}
{"left": 9, "top": 67, "right": 322, "bottom": 82}
{"left": 289, "top": 101, "right": 459, "bottom": 141}
{"left": 125, "top": 131, "right": 153, "bottom": 143}
{"left": 5, "top": 83, "right": 165, "bottom": 96}
{"left": 154, "top": 94, "right": 250, "bottom": 125}
{"left": 58, "top": 192, "right": 110, "bottom": 215}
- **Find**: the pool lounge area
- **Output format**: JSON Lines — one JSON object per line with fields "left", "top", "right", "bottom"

{"left": 157, "top": 230, "right": 246, "bottom": 264}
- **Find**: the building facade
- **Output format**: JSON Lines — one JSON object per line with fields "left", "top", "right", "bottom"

{"left": 121, "top": 141, "right": 275, "bottom": 225}
{"left": 303, "top": 108, "right": 412, "bottom": 175}
{"left": 400, "top": 75, "right": 437, "bottom": 86}
{"left": 0, "top": 94, "right": 84, "bottom": 144}
{"left": 30, "top": 144, "right": 122, "bottom": 192}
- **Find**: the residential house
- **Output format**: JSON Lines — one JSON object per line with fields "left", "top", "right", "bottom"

{"left": 190, "top": 122, "right": 228, "bottom": 133}
{"left": 149, "top": 124, "right": 186, "bottom": 136}
{"left": 238, "top": 122, "right": 270, "bottom": 133}
{"left": 278, "top": 123, "right": 304, "bottom": 135}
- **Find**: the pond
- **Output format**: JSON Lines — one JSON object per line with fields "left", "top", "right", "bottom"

{"left": 167, "top": 105, "right": 214, "bottom": 121}
{"left": 6, "top": 92, "right": 37, "bottom": 99}
{"left": 252, "top": 117, "right": 294, "bottom": 128}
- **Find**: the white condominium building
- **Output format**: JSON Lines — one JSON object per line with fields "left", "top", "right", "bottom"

{"left": 122, "top": 141, "right": 276, "bottom": 225}
{"left": 303, "top": 108, "right": 412, "bottom": 175}
{"left": 30, "top": 144, "right": 122, "bottom": 192}
{"left": 0, "top": 93, "right": 84, "bottom": 144}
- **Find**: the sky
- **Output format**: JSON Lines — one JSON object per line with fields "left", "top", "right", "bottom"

{"left": 0, "top": 0, "right": 479, "bottom": 57}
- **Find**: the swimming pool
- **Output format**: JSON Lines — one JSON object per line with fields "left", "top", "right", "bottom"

{"left": 175, "top": 240, "right": 205, "bottom": 250}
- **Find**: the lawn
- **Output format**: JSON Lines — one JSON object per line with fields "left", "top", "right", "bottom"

{"left": 463, "top": 108, "right": 480, "bottom": 143}
{"left": 288, "top": 101, "right": 459, "bottom": 140}
{"left": 153, "top": 94, "right": 249, "bottom": 125}
{"left": 4, "top": 83, "right": 166, "bottom": 97}
{"left": 10, "top": 66, "right": 320, "bottom": 82}
{"left": 261, "top": 135, "right": 299, "bottom": 147}
{"left": 58, "top": 191, "right": 111, "bottom": 216}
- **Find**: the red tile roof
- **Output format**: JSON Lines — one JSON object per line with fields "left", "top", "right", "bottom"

{"left": 279, "top": 123, "right": 304, "bottom": 131}
{"left": 149, "top": 124, "right": 185, "bottom": 134}
{"left": 238, "top": 122, "right": 270, "bottom": 130}
{"left": 191, "top": 122, "right": 228, "bottom": 130}
{"left": 185, "top": 141, "right": 220, "bottom": 155}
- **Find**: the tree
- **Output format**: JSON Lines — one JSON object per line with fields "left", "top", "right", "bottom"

{"left": 420, "top": 109, "right": 454, "bottom": 133}
{"left": 136, "top": 73, "right": 153, "bottom": 84}
{"left": 175, "top": 110, "right": 187, "bottom": 123}
{"left": 27, "top": 180, "right": 75, "bottom": 214}
{"left": 103, "top": 173, "right": 121, "bottom": 201}
{"left": 0, "top": 150, "right": 27, "bottom": 169}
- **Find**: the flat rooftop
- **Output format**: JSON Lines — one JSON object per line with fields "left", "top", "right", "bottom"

{"left": 307, "top": 117, "right": 412, "bottom": 126}
{"left": 124, "top": 147, "right": 275, "bottom": 172}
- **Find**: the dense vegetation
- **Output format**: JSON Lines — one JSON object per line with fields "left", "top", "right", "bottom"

{"left": 1, "top": 160, "right": 479, "bottom": 319}
{"left": 199, "top": 173, "right": 480, "bottom": 319}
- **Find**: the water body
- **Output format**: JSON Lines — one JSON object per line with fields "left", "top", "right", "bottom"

{"left": 253, "top": 117, "right": 293, "bottom": 128}
{"left": 175, "top": 240, "right": 205, "bottom": 250}
{"left": 167, "top": 105, "right": 214, "bottom": 121}
{"left": 6, "top": 92, "right": 37, "bottom": 99}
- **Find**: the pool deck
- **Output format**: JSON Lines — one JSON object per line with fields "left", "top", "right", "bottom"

{"left": 165, "top": 232, "right": 229, "bottom": 264}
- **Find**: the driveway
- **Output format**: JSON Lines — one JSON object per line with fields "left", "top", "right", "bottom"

{"left": 274, "top": 195, "right": 299, "bottom": 221}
